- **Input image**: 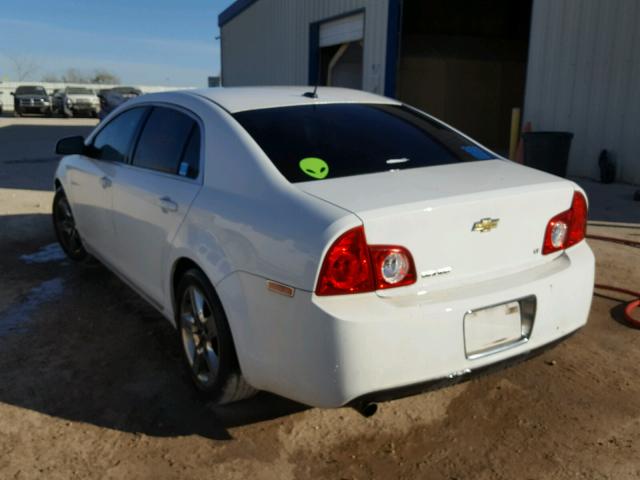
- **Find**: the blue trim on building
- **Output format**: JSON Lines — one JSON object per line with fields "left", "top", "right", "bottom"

{"left": 221, "top": 1, "right": 400, "bottom": 95}
{"left": 218, "top": 0, "right": 260, "bottom": 27}
{"left": 384, "top": 0, "right": 402, "bottom": 97}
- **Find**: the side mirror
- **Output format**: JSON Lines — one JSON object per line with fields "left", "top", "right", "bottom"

{"left": 56, "top": 136, "right": 86, "bottom": 155}
{"left": 10, "top": 92, "right": 14, "bottom": 96}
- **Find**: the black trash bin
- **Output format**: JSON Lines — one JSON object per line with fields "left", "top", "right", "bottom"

{"left": 522, "top": 132, "right": 574, "bottom": 177}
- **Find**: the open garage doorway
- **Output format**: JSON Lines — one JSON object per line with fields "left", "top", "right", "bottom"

{"left": 312, "top": 12, "right": 365, "bottom": 89}
{"left": 320, "top": 41, "right": 363, "bottom": 89}
{"left": 397, "top": 0, "right": 532, "bottom": 153}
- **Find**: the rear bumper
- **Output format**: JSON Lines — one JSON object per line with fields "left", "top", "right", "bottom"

{"left": 221, "top": 242, "right": 595, "bottom": 408}
{"left": 351, "top": 329, "right": 578, "bottom": 406}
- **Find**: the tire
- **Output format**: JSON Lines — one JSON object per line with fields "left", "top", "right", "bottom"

{"left": 52, "top": 189, "right": 90, "bottom": 262}
{"left": 176, "top": 268, "right": 257, "bottom": 405}
{"left": 14, "top": 109, "right": 22, "bottom": 117}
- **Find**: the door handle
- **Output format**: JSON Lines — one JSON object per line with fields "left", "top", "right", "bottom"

{"left": 158, "top": 196, "right": 178, "bottom": 213}
{"left": 100, "top": 176, "right": 112, "bottom": 189}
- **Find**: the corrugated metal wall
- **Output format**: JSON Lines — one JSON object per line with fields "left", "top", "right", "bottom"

{"left": 524, "top": 0, "right": 640, "bottom": 184}
{"left": 221, "top": 0, "right": 390, "bottom": 94}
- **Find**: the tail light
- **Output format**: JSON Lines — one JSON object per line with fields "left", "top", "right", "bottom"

{"left": 369, "top": 247, "right": 415, "bottom": 289}
{"left": 542, "top": 191, "right": 588, "bottom": 255}
{"left": 316, "top": 226, "right": 416, "bottom": 296}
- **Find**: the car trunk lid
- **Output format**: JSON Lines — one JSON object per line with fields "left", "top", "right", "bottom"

{"left": 298, "top": 160, "right": 576, "bottom": 293}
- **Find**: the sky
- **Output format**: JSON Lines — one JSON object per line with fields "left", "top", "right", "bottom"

{"left": 0, "top": 0, "right": 235, "bottom": 87}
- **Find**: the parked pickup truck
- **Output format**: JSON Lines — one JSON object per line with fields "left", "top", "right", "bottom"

{"left": 54, "top": 87, "right": 100, "bottom": 118}
{"left": 12, "top": 85, "right": 52, "bottom": 117}
{"left": 98, "top": 86, "right": 142, "bottom": 120}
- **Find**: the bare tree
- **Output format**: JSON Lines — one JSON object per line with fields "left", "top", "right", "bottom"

{"left": 41, "top": 73, "right": 61, "bottom": 82}
{"left": 39, "top": 67, "right": 121, "bottom": 85}
{"left": 91, "top": 69, "right": 120, "bottom": 85}
{"left": 6, "top": 54, "right": 40, "bottom": 81}
{"left": 62, "top": 68, "right": 89, "bottom": 83}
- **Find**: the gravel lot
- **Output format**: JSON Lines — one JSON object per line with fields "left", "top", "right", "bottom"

{"left": 1, "top": 117, "right": 639, "bottom": 479}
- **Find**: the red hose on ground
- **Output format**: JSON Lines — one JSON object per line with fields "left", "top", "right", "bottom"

{"left": 587, "top": 234, "right": 640, "bottom": 328}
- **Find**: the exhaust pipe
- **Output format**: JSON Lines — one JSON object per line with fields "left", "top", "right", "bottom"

{"left": 353, "top": 401, "right": 378, "bottom": 418}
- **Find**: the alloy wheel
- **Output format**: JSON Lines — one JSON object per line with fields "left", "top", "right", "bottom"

{"left": 54, "top": 195, "right": 84, "bottom": 257}
{"left": 180, "top": 286, "right": 220, "bottom": 387}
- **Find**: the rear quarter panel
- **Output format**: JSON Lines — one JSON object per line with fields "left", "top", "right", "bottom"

{"left": 174, "top": 97, "right": 356, "bottom": 290}
{"left": 165, "top": 96, "right": 357, "bottom": 325}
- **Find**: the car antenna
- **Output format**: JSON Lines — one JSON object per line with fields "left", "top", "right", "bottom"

{"left": 303, "top": 80, "right": 319, "bottom": 99}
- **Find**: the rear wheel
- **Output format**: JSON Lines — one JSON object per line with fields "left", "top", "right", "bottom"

{"left": 52, "top": 189, "right": 89, "bottom": 261}
{"left": 176, "top": 269, "right": 256, "bottom": 404}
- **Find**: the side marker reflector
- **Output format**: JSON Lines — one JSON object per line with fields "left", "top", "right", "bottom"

{"left": 267, "top": 281, "right": 295, "bottom": 297}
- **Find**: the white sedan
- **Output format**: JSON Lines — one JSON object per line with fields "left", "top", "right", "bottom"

{"left": 52, "top": 87, "right": 594, "bottom": 411}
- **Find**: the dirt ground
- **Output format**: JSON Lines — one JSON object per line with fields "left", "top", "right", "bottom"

{"left": 1, "top": 117, "right": 640, "bottom": 479}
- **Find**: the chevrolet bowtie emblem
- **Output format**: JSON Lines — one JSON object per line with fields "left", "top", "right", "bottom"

{"left": 472, "top": 218, "right": 499, "bottom": 233}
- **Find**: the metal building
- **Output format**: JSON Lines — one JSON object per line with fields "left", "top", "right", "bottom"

{"left": 219, "top": 0, "right": 640, "bottom": 184}
{"left": 219, "top": 0, "right": 392, "bottom": 94}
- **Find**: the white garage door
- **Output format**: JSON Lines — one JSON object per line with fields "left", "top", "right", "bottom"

{"left": 319, "top": 13, "right": 364, "bottom": 48}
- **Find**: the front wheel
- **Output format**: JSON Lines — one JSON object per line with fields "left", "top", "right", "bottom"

{"left": 52, "top": 189, "right": 89, "bottom": 261}
{"left": 176, "top": 269, "right": 257, "bottom": 405}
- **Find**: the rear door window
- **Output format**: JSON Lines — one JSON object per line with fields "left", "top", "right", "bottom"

{"left": 234, "top": 104, "right": 496, "bottom": 183}
{"left": 92, "top": 107, "right": 148, "bottom": 162}
{"left": 131, "top": 106, "right": 199, "bottom": 177}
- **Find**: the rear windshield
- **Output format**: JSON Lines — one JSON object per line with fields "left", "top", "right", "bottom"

{"left": 234, "top": 103, "right": 495, "bottom": 183}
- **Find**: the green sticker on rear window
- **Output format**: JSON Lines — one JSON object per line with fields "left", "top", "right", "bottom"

{"left": 299, "top": 157, "right": 329, "bottom": 179}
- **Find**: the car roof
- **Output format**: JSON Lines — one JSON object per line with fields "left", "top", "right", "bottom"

{"left": 183, "top": 86, "right": 401, "bottom": 113}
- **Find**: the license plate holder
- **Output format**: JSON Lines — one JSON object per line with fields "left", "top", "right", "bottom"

{"left": 464, "top": 299, "right": 531, "bottom": 359}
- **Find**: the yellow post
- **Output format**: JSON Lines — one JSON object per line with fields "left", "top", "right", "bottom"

{"left": 509, "top": 107, "right": 521, "bottom": 161}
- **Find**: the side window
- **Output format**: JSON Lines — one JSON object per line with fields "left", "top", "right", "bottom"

{"left": 92, "top": 107, "right": 147, "bottom": 162}
{"left": 132, "top": 107, "right": 199, "bottom": 177}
